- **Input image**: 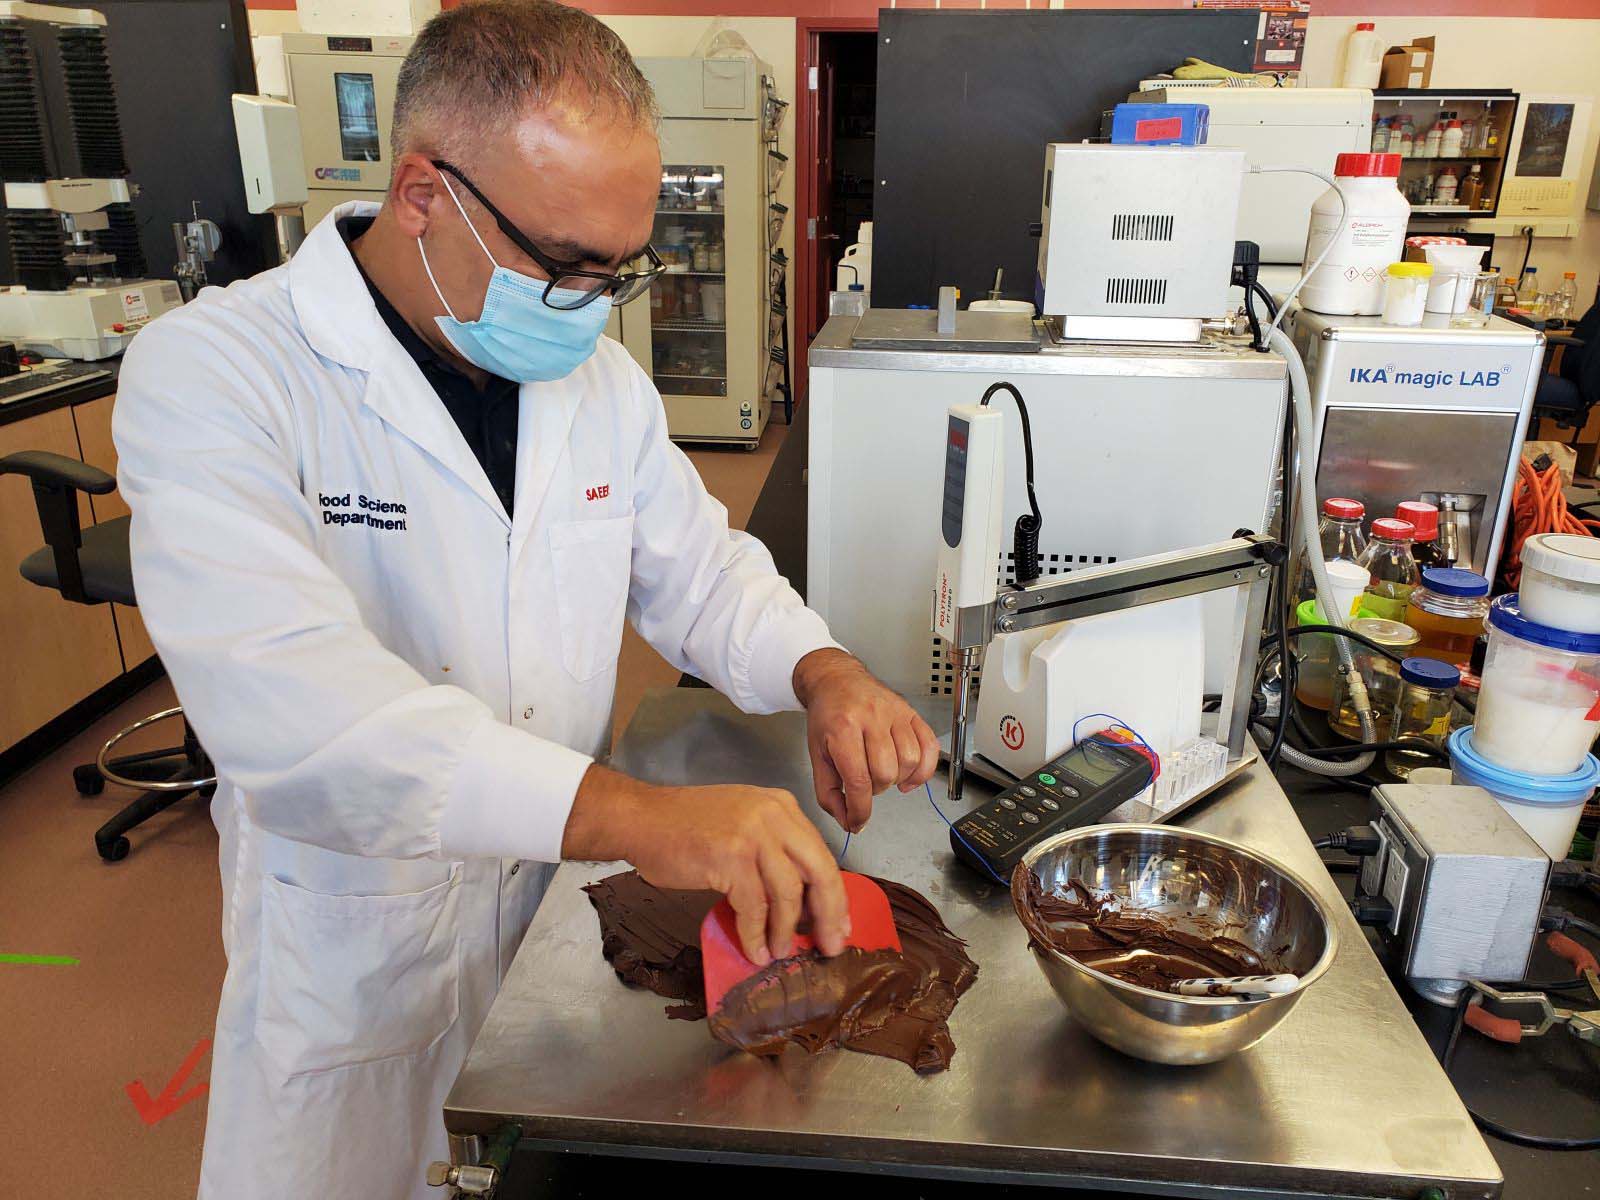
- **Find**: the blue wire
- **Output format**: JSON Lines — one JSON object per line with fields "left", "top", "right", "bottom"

{"left": 837, "top": 830, "right": 851, "bottom": 863}
{"left": 1071, "top": 711, "right": 1160, "bottom": 778}
{"left": 925, "top": 781, "right": 1008, "bottom": 886}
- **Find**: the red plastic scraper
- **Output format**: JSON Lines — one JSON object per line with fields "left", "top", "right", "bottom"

{"left": 700, "top": 871, "right": 902, "bottom": 1015}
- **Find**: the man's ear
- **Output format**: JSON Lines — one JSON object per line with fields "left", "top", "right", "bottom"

{"left": 390, "top": 155, "right": 438, "bottom": 238}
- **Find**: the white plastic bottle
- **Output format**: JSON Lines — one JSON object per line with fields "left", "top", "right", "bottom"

{"left": 1396, "top": 118, "right": 1415, "bottom": 157}
{"left": 1433, "top": 167, "right": 1459, "bottom": 206}
{"left": 1300, "top": 153, "right": 1411, "bottom": 316}
{"left": 1423, "top": 119, "right": 1443, "bottom": 158}
{"left": 1440, "top": 119, "right": 1464, "bottom": 157}
{"left": 1341, "top": 22, "right": 1384, "bottom": 89}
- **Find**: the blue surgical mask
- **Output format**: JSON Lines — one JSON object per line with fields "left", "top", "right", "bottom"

{"left": 417, "top": 174, "right": 613, "bottom": 383}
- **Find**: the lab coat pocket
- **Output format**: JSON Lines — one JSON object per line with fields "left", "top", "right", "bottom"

{"left": 548, "top": 514, "right": 635, "bottom": 681}
{"left": 255, "top": 866, "right": 461, "bottom": 1081}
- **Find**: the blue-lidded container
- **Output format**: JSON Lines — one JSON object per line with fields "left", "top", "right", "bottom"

{"left": 1419, "top": 567, "right": 1489, "bottom": 597}
{"left": 1476, "top": 594, "right": 1600, "bottom": 778}
{"left": 1448, "top": 726, "right": 1600, "bottom": 860}
{"left": 1399, "top": 656, "right": 1461, "bottom": 688}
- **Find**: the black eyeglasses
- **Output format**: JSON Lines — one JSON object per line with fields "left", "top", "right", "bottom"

{"left": 432, "top": 160, "right": 663, "bottom": 310}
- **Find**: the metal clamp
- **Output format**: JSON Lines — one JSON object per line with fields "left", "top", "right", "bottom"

{"left": 1465, "top": 974, "right": 1600, "bottom": 1045}
{"left": 425, "top": 1162, "right": 499, "bottom": 1195}
{"left": 428, "top": 1124, "right": 519, "bottom": 1197}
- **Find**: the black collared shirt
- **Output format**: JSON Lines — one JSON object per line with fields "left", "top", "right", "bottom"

{"left": 339, "top": 215, "right": 519, "bottom": 517}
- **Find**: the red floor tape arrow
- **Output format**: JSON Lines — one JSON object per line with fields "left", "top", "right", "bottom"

{"left": 125, "top": 1038, "right": 211, "bottom": 1125}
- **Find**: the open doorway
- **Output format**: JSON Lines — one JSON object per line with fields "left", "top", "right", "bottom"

{"left": 795, "top": 21, "right": 877, "bottom": 404}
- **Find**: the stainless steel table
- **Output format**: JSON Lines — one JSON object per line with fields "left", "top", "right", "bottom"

{"left": 444, "top": 690, "right": 1502, "bottom": 1198}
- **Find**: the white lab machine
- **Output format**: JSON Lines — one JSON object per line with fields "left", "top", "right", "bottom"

{"left": 808, "top": 320, "right": 1286, "bottom": 740}
{"left": 0, "top": 3, "right": 181, "bottom": 359}
{"left": 294, "top": 0, "right": 436, "bottom": 37}
{"left": 1132, "top": 86, "right": 1373, "bottom": 273}
{"left": 1288, "top": 308, "right": 1543, "bottom": 578}
{"left": 232, "top": 94, "right": 310, "bottom": 260}
{"left": 1035, "top": 143, "right": 1247, "bottom": 342}
{"left": 612, "top": 56, "right": 780, "bottom": 448}
{"left": 281, "top": 31, "right": 413, "bottom": 226}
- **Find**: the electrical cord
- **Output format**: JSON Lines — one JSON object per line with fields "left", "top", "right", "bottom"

{"left": 980, "top": 381, "right": 1043, "bottom": 585}
{"left": 1556, "top": 913, "right": 1600, "bottom": 945}
{"left": 1282, "top": 623, "right": 1412, "bottom": 666}
{"left": 1251, "top": 280, "right": 1280, "bottom": 322}
{"left": 1240, "top": 283, "right": 1264, "bottom": 351}
{"left": 1520, "top": 225, "right": 1535, "bottom": 284}
{"left": 1251, "top": 166, "right": 1346, "bottom": 338}
{"left": 1504, "top": 454, "right": 1600, "bottom": 589}
{"left": 925, "top": 781, "right": 1007, "bottom": 887}
{"left": 1267, "top": 401, "right": 1293, "bottom": 770}
{"left": 1441, "top": 992, "right": 1600, "bottom": 1150}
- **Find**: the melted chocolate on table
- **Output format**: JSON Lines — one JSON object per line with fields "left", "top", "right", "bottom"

{"left": 1021, "top": 872, "right": 1277, "bottom": 991}
{"left": 584, "top": 870, "right": 978, "bottom": 1073}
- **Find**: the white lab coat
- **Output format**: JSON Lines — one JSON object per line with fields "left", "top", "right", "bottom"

{"left": 114, "top": 202, "right": 836, "bottom": 1199}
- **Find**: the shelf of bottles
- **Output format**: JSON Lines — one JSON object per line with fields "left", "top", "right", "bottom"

{"left": 1372, "top": 92, "right": 1519, "bottom": 218}
{"left": 651, "top": 163, "right": 728, "bottom": 397}
{"left": 761, "top": 73, "right": 791, "bottom": 422}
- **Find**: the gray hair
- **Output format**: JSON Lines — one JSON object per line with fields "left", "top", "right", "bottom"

{"left": 391, "top": 0, "right": 657, "bottom": 163}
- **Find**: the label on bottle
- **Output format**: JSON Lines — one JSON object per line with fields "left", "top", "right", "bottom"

{"left": 1361, "top": 589, "right": 1412, "bottom": 622}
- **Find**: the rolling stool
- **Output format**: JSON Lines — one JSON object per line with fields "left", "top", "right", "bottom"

{"left": 0, "top": 450, "right": 214, "bottom": 861}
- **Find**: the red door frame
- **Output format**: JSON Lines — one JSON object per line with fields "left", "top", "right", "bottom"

{"left": 793, "top": 15, "right": 877, "bottom": 406}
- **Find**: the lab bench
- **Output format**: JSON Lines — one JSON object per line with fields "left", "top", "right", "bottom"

{"left": 443, "top": 688, "right": 1502, "bottom": 1199}
{"left": 0, "top": 368, "right": 160, "bottom": 777}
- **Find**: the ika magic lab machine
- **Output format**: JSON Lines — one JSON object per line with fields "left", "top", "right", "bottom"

{"left": 1288, "top": 307, "right": 1543, "bottom": 579}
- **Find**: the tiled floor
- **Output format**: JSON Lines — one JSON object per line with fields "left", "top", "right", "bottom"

{"left": 0, "top": 418, "right": 788, "bottom": 1197}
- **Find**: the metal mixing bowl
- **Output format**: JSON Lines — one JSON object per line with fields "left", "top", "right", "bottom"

{"left": 1011, "top": 824, "right": 1337, "bottom": 1065}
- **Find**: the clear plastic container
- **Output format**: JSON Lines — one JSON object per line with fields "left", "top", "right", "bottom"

{"left": 1294, "top": 497, "right": 1368, "bottom": 606}
{"left": 1555, "top": 272, "right": 1579, "bottom": 322}
{"left": 1357, "top": 518, "right": 1421, "bottom": 623}
{"left": 1475, "top": 595, "right": 1600, "bottom": 776}
{"left": 1404, "top": 567, "right": 1490, "bottom": 666}
{"left": 1518, "top": 268, "right": 1540, "bottom": 305}
{"left": 1329, "top": 617, "right": 1421, "bottom": 741}
{"left": 1450, "top": 727, "right": 1600, "bottom": 860}
{"left": 1387, "top": 657, "right": 1461, "bottom": 778}
{"left": 1520, "top": 533, "right": 1600, "bottom": 635}
{"left": 1381, "top": 262, "right": 1431, "bottom": 327}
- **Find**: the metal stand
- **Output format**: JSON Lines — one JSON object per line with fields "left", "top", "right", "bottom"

{"left": 943, "top": 534, "right": 1283, "bottom": 807}
{"left": 77, "top": 706, "right": 216, "bottom": 861}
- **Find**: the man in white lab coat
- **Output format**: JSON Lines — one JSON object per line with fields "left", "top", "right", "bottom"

{"left": 114, "top": 3, "right": 939, "bottom": 1195}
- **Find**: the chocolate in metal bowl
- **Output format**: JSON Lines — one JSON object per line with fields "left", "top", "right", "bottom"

{"left": 1011, "top": 824, "right": 1337, "bottom": 1065}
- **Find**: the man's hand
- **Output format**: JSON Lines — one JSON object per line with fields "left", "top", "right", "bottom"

{"left": 562, "top": 764, "right": 849, "bottom": 966}
{"left": 793, "top": 648, "right": 940, "bottom": 834}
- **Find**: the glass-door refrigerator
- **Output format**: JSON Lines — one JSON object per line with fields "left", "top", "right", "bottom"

{"left": 622, "top": 56, "right": 782, "bottom": 449}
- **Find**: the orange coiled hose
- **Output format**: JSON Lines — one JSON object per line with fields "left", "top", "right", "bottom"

{"left": 1503, "top": 456, "right": 1600, "bottom": 588}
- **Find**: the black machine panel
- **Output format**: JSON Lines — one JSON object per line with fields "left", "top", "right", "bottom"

{"left": 871, "top": 9, "right": 1258, "bottom": 310}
